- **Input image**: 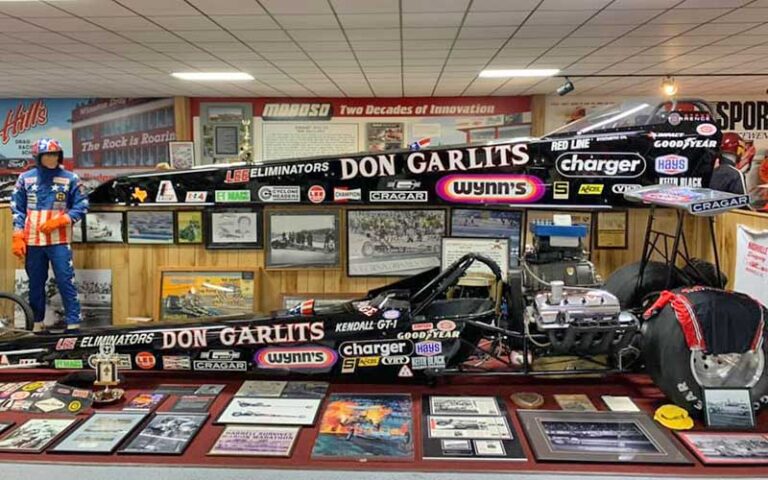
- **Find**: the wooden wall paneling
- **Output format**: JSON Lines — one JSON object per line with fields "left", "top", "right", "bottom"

{"left": 173, "top": 96, "right": 192, "bottom": 142}
{"left": 530, "top": 94, "right": 547, "bottom": 137}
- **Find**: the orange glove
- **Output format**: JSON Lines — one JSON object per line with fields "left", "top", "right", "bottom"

{"left": 39, "top": 214, "right": 71, "bottom": 234}
{"left": 12, "top": 231, "right": 26, "bottom": 258}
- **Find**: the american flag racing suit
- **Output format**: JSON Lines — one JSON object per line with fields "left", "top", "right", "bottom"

{"left": 10, "top": 166, "right": 89, "bottom": 327}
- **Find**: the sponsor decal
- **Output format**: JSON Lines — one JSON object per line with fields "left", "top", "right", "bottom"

{"left": 160, "top": 322, "right": 324, "bottom": 349}
{"left": 370, "top": 190, "right": 428, "bottom": 202}
{"left": 10, "top": 391, "right": 29, "bottom": 400}
{"left": 308, "top": 185, "right": 325, "bottom": 203}
{"left": 339, "top": 339, "right": 414, "bottom": 358}
{"left": 659, "top": 177, "right": 702, "bottom": 187}
{"left": 56, "top": 337, "right": 77, "bottom": 351}
{"left": 397, "top": 330, "right": 460, "bottom": 340}
{"left": 357, "top": 357, "right": 380, "bottom": 367}
{"left": 553, "top": 181, "right": 569, "bottom": 200}
{"left": 415, "top": 340, "right": 442, "bottom": 357}
{"left": 335, "top": 319, "right": 397, "bottom": 333}
{"left": 193, "top": 360, "right": 248, "bottom": 371}
{"left": 357, "top": 304, "right": 379, "bottom": 317}
{"left": 53, "top": 359, "right": 83, "bottom": 369}
{"left": 550, "top": 138, "right": 590, "bottom": 152}
{"left": 262, "top": 102, "right": 332, "bottom": 121}
{"left": 67, "top": 400, "right": 82, "bottom": 413}
{"left": 200, "top": 350, "right": 241, "bottom": 361}
{"left": 22, "top": 381, "right": 45, "bottom": 392}
{"left": 258, "top": 185, "right": 300, "bottom": 203}
{"left": 341, "top": 357, "right": 356, "bottom": 373}
{"left": 162, "top": 356, "right": 191, "bottom": 370}
{"left": 555, "top": 152, "right": 646, "bottom": 178}
{"left": 436, "top": 320, "right": 456, "bottom": 332}
{"left": 131, "top": 187, "right": 148, "bottom": 203}
{"left": 53, "top": 177, "right": 70, "bottom": 185}
{"left": 668, "top": 112, "right": 682, "bottom": 126}
{"left": 215, "top": 190, "right": 251, "bottom": 203}
{"left": 185, "top": 191, "right": 208, "bottom": 203}
{"left": 250, "top": 162, "right": 329, "bottom": 178}
{"left": 690, "top": 195, "right": 750, "bottom": 213}
{"left": 412, "top": 322, "right": 434, "bottom": 331}
{"left": 88, "top": 353, "right": 132, "bottom": 369}
{"left": 398, "top": 365, "right": 413, "bottom": 377}
{"left": 333, "top": 187, "right": 362, "bottom": 202}
{"left": 411, "top": 355, "right": 446, "bottom": 370}
{"left": 649, "top": 131, "right": 686, "bottom": 139}
{"left": 254, "top": 346, "right": 337, "bottom": 369}
{"left": 653, "top": 138, "right": 716, "bottom": 149}
{"left": 225, "top": 168, "right": 250, "bottom": 184}
{"left": 578, "top": 184, "right": 604, "bottom": 195}
{"left": 78, "top": 333, "right": 155, "bottom": 349}
{"left": 696, "top": 123, "right": 717, "bottom": 136}
{"left": 136, "top": 351, "right": 156, "bottom": 370}
{"left": 386, "top": 179, "right": 421, "bottom": 190}
{"left": 436, "top": 174, "right": 545, "bottom": 204}
{"left": 655, "top": 154, "right": 688, "bottom": 175}
{"left": 156, "top": 180, "right": 178, "bottom": 202}
{"left": 382, "top": 309, "right": 400, "bottom": 320}
{"left": 382, "top": 355, "right": 410, "bottom": 366}
{"left": 612, "top": 183, "right": 642, "bottom": 194}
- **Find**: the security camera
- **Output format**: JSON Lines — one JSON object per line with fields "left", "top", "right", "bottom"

{"left": 556, "top": 78, "right": 574, "bottom": 96}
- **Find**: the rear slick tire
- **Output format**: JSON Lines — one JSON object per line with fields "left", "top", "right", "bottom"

{"left": 604, "top": 261, "right": 680, "bottom": 309}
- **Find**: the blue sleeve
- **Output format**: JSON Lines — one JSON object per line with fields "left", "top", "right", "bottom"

{"left": 67, "top": 174, "right": 89, "bottom": 222}
{"left": 10, "top": 175, "right": 27, "bottom": 232}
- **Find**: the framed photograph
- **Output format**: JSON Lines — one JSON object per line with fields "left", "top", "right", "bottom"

{"left": 214, "top": 125, "right": 239, "bottom": 156}
{"left": 312, "top": 394, "right": 413, "bottom": 459}
{"left": 281, "top": 293, "right": 359, "bottom": 310}
{"left": 346, "top": 209, "right": 447, "bottom": 277}
{"left": 0, "top": 418, "right": 79, "bottom": 453}
{"left": 430, "top": 396, "right": 501, "bottom": 416}
{"left": 153, "top": 384, "right": 202, "bottom": 395}
{"left": 428, "top": 416, "right": 512, "bottom": 439}
{"left": 156, "top": 268, "right": 256, "bottom": 322}
{"left": 119, "top": 413, "right": 208, "bottom": 455}
{"left": 208, "top": 426, "right": 300, "bottom": 457}
{"left": 676, "top": 432, "right": 768, "bottom": 465}
{"left": 127, "top": 210, "right": 174, "bottom": 244}
{"left": 266, "top": 211, "right": 340, "bottom": 269}
{"left": 0, "top": 422, "right": 13, "bottom": 436}
{"left": 169, "top": 395, "right": 215, "bottom": 413}
{"left": 207, "top": 105, "right": 245, "bottom": 123}
{"left": 281, "top": 381, "right": 329, "bottom": 399}
{"left": 52, "top": 412, "right": 147, "bottom": 454}
{"left": 554, "top": 394, "right": 597, "bottom": 412}
{"left": 235, "top": 380, "right": 286, "bottom": 398}
{"left": 217, "top": 397, "right": 321, "bottom": 426}
{"left": 195, "top": 384, "right": 226, "bottom": 396}
{"left": 703, "top": 388, "right": 755, "bottom": 429}
{"left": 441, "top": 237, "right": 509, "bottom": 279}
{"left": 518, "top": 410, "right": 691, "bottom": 464}
{"left": 205, "top": 207, "right": 262, "bottom": 249}
{"left": 72, "top": 220, "right": 84, "bottom": 243}
{"left": 450, "top": 208, "right": 523, "bottom": 268}
{"left": 594, "top": 210, "right": 628, "bottom": 250}
{"left": 176, "top": 211, "right": 203, "bottom": 244}
{"left": 169, "top": 141, "right": 195, "bottom": 170}
{"left": 123, "top": 393, "right": 167, "bottom": 412}
{"left": 84, "top": 211, "right": 124, "bottom": 243}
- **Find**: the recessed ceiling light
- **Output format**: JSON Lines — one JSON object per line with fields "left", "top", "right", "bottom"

{"left": 171, "top": 72, "right": 254, "bottom": 81}
{"left": 479, "top": 69, "right": 560, "bottom": 78}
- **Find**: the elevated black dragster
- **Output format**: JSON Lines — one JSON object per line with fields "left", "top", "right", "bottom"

{"left": 2, "top": 99, "right": 766, "bottom": 416}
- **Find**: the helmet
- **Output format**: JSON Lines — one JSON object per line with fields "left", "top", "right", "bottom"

{"left": 721, "top": 132, "right": 744, "bottom": 156}
{"left": 31, "top": 138, "right": 64, "bottom": 164}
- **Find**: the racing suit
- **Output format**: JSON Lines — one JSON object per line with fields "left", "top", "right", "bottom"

{"left": 10, "top": 165, "right": 89, "bottom": 328}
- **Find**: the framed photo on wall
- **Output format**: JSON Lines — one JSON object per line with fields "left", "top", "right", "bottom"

{"left": 169, "top": 141, "right": 195, "bottom": 169}
{"left": 214, "top": 125, "right": 239, "bottom": 156}
{"left": 84, "top": 211, "right": 125, "bottom": 243}
{"left": 205, "top": 207, "right": 262, "bottom": 249}
{"left": 176, "top": 211, "right": 203, "bottom": 244}
{"left": 266, "top": 211, "right": 340, "bottom": 269}
{"left": 126, "top": 211, "right": 174, "bottom": 244}
{"left": 156, "top": 268, "right": 256, "bottom": 322}
{"left": 450, "top": 208, "right": 523, "bottom": 268}
{"left": 594, "top": 210, "right": 628, "bottom": 250}
{"left": 346, "top": 209, "right": 447, "bottom": 277}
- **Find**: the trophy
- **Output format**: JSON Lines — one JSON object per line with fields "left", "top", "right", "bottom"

{"left": 92, "top": 342, "right": 124, "bottom": 404}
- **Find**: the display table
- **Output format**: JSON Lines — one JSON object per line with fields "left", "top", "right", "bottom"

{"left": 0, "top": 370, "right": 765, "bottom": 478}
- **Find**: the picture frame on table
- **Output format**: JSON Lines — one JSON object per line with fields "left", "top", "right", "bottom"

{"left": 168, "top": 141, "right": 195, "bottom": 170}
{"left": 703, "top": 388, "right": 755, "bottom": 429}
{"left": 216, "top": 397, "right": 322, "bottom": 426}
{"left": 204, "top": 207, "right": 262, "bottom": 249}
{"left": 266, "top": 210, "right": 340, "bottom": 269}
{"left": 346, "top": 208, "right": 447, "bottom": 277}
{"left": 450, "top": 208, "right": 523, "bottom": 268}
{"left": 126, "top": 210, "right": 174, "bottom": 244}
{"left": 208, "top": 425, "right": 300, "bottom": 457}
{"left": 518, "top": 410, "right": 691, "bottom": 464}
{"left": 594, "top": 210, "right": 629, "bottom": 250}
{"left": 155, "top": 267, "right": 256, "bottom": 322}
{"left": 51, "top": 411, "right": 147, "bottom": 454}
{"left": 676, "top": 432, "right": 768, "bottom": 465}
{"left": 175, "top": 210, "right": 204, "bottom": 244}
{"left": 119, "top": 412, "right": 208, "bottom": 455}
{"left": 0, "top": 418, "right": 79, "bottom": 453}
{"left": 84, "top": 211, "right": 124, "bottom": 243}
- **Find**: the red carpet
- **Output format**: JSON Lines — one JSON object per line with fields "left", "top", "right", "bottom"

{"left": 0, "top": 370, "right": 766, "bottom": 476}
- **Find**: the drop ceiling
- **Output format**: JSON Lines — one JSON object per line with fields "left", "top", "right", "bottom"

{"left": 1, "top": 0, "right": 767, "bottom": 98}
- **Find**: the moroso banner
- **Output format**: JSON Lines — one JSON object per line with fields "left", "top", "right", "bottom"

{"left": 90, "top": 101, "right": 721, "bottom": 208}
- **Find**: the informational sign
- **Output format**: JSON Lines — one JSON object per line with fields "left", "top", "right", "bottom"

{"left": 263, "top": 123, "right": 358, "bottom": 161}
{"left": 735, "top": 225, "right": 768, "bottom": 305}
{"left": 441, "top": 237, "right": 509, "bottom": 279}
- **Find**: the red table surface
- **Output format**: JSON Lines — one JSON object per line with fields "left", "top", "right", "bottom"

{"left": 0, "top": 370, "right": 766, "bottom": 476}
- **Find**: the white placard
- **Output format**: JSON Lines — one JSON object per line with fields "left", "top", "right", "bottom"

{"left": 735, "top": 225, "right": 768, "bottom": 305}
{"left": 262, "top": 122, "right": 358, "bottom": 161}
{"left": 441, "top": 237, "right": 509, "bottom": 279}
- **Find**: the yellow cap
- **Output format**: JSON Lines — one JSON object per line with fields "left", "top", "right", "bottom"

{"left": 654, "top": 404, "right": 694, "bottom": 430}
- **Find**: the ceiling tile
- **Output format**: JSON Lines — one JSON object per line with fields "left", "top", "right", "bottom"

{"left": 149, "top": 16, "right": 220, "bottom": 30}
{"left": 0, "top": 2, "right": 74, "bottom": 17}
{"left": 515, "top": 25, "right": 575, "bottom": 38}
{"left": 587, "top": 9, "right": 663, "bottom": 24}
{"left": 720, "top": 7, "right": 768, "bottom": 22}
{"left": 402, "top": 12, "right": 465, "bottom": 27}
{"left": 118, "top": 0, "right": 199, "bottom": 16}
{"left": 571, "top": 24, "right": 637, "bottom": 37}
{"left": 91, "top": 16, "right": 162, "bottom": 31}
{"left": 187, "top": 0, "right": 266, "bottom": 15}
{"left": 0, "top": 18, "right": 44, "bottom": 33}
{"left": 26, "top": 17, "right": 103, "bottom": 32}
{"left": 346, "top": 29, "right": 400, "bottom": 41}
{"left": 404, "top": 0, "right": 470, "bottom": 12}
{"left": 651, "top": 8, "right": 732, "bottom": 23}
{"left": 458, "top": 27, "right": 513, "bottom": 39}
{"left": 539, "top": 0, "right": 612, "bottom": 8}
{"left": 677, "top": 0, "right": 753, "bottom": 7}
{"left": 402, "top": 27, "right": 459, "bottom": 39}
{"left": 527, "top": 10, "right": 598, "bottom": 25}
{"left": 330, "top": 0, "right": 398, "bottom": 13}
{"left": 273, "top": 14, "right": 338, "bottom": 29}
{"left": 338, "top": 12, "right": 398, "bottom": 27}
{"left": 232, "top": 30, "right": 291, "bottom": 41}
{"left": 288, "top": 29, "right": 346, "bottom": 41}
{"left": 121, "top": 31, "right": 183, "bottom": 42}
{"left": 209, "top": 15, "right": 278, "bottom": 29}
{"left": 463, "top": 11, "right": 529, "bottom": 27}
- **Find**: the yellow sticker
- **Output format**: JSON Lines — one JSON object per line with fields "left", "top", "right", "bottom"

{"left": 67, "top": 400, "right": 82, "bottom": 413}
{"left": 22, "top": 381, "right": 44, "bottom": 392}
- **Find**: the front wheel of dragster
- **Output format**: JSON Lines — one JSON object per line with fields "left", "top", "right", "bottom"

{"left": 642, "top": 306, "right": 768, "bottom": 415}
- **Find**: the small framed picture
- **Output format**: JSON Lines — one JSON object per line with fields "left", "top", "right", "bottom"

{"left": 156, "top": 268, "right": 256, "bottom": 322}
{"left": 0, "top": 418, "right": 79, "bottom": 453}
{"left": 169, "top": 141, "right": 195, "bottom": 170}
{"left": 176, "top": 211, "right": 203, "bottom": 244}
{"left": 450, "top": 208, "right": 523, "bottom": 268}
{"left": 119, "top": 412, "right": 208, "bottom": 455}
{"left": 676, "top": 432, "right": 768, "bottom": 464}
{"left": 84, "top": 211, "right": 124, "bottom": 243}
{"left": 703, "top": 388, "right": 755, "bottom": 429}
{"left": 51, "top": 412, "right": 147, "bottom": 454}
{"left": 97, "top": 360, "right": 118, "bottom": 384}
{"left": 594, "top": 210, "right": 628, "bottom": 250}
{"left": 266, "top": 211, "right": 340, "bottom": 269}
{"left": 126, "top": 210, "right": 174, "bottom": 244}
{"left": 205, "top": 207, "right": 262, "bottom": 249}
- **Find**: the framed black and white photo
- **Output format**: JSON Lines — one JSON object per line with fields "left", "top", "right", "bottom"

{"left": 72, "top": 220, "right": 84, "bottom": 243}
{"left": 703, "top": 388, "right": 755, "bottom": 429}
{"left": 51, "top": 412, "right": 147, "bottom": 454}
{"left": 676, "top": 432, "right": 768, "bottom": 465}
{"left": 84, "top": 211, "right": 124, "bottom": 243}
{"left": 450, "top": 208, "right": 523, "bottom": 268}
{"left": 216, "top": 397, "right": 321, "bottom": 426}
{"left": 518, "top": 410, "right": 691, "bottom": 464}
{"left": 441, "top": 237, "right": 509, "bottom": 279}
{"left": 0, "top": 418, "right": 79, "bottom": 453}
{"left": 205, "top": 207, "right": 262, "bottom": 249}
{"left": 266, "top": 211, "right": 340, "bottom": 269}
{"left": 126, "top": 211, "right": 174, "bottom": 244}
{"left": 346, "top": 209, "right": 447, "bottom": 277}
{"left": 169, "top": 395, "right": 215, "bottom": 413}
{"left": 430, "top": 396, "right": 502, "bottom": 416}
{"left": 119, "top": 413, "right": 207, "bottom": 455}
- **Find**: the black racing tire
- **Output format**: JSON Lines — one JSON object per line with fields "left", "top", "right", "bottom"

{"left": 604, "top": 261, "right": 681, "bottom": 309}
{"left": 680, "top": 258, "right": 728, "bottom": 288}
{"left": 0, "top": 292, "right": 34, "bottom": 331}
{"left": 642, "top": 306, "right": 768, "bottom": 415}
